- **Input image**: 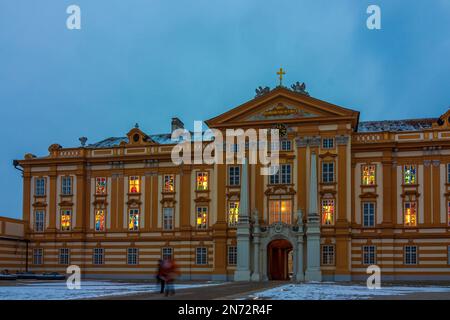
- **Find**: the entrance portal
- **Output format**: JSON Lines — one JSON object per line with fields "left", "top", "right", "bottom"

{"left": 267, "top": 239, "right": 293, "bottom": 280}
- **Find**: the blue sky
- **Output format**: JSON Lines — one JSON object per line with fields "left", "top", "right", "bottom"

{"left": 0, "top": 0, "right": 449, "bottom": 219}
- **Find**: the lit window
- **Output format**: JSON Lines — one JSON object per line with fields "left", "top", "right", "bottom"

{"left": 162, "top": 247, "right": 173, "bottom": 260}
{"left": 404, "top": 246, "right": 417, "bottom": 265}
{"left": 34, "top": 210, "right": 45, "bottom": 232}
{"left": 228, "top": 166, "right": 240, "bottom": 186}
{"left": 163, "top": 175, "right": 175, "bottom": 192}
{"left": 228, "top": 201, "right": 239, "bottom": 226}
{"left": 93, "top": 248, "right": 104, "bottom": 265}
{"left": 61, "top": 176, "right": 72, "bottom": 195}
{"left": 59, "top": 248, "right": 70, "bottom": 265}
{"left": 95, "top": 177, "right": 107, "bottom": 195}
{"left": 33, "top": 248, "right": 43, "bottom": 265}
{"left": 196, "top": 207, "right": 208, "bottom": 229}
{"left": 60, "top": 209, "right": 72, "bottom": 231}
{"left": 363, "top": 245, "right": 376, "bottom": 265}
{"left": 127, "top": 248, "right": 138, "bottom": 265}
{"left": 196, "top": 247, "right": 208, "bottom": 265}
{"left": 228, "top": 246, "right": 237, "bottom": 266}
{"left": 321, "top": 199, "right": 335, "bottom": 225}
{"left": 362, "top": 202, "right": 375, "bottom": 227}
{"left": 362, "top": 165, "right": 376, "bottom": 185}
{"left": 281, "top": 140, "right": 292, "bottom": 151}
{"left": 129, "top": 176, "right": 140, "bottom": 193}
{"left": 404, "top": 202, "right": 417, "bottom": 227}
{"left": 322, "top": 138, "right": 334, "bottom": 149}
{"left": 196, "top": 172, "right": 208, "bottom": 191}
{"left": 321, "top": 245, "right": 335, "bottom": 265}
{"left": 163, "top": 207, "right": 174, "bottom": 230}
{"left": 35, "top": 178, "right": 46, "bottom": 196}
{"left": 322, "top": 162, "right": 334, "bottom": 183}
{"left": 269, "top": 164, "right": 291, "bottom": 184}
{"left": 128, "top": 209, "right": 139, "bottom": 231}
{"left": 95, "top": 209, "right": 105, "bottom": 232}
{"left": 269, "top": 199, "right": 292, "bottom": 224}
{"left": 403, "top": 165, "right": 417, "bottom": 184}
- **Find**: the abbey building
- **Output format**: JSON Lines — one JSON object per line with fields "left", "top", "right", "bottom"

{"left": 1, "top": 82, "right": 450, "bottom": 281}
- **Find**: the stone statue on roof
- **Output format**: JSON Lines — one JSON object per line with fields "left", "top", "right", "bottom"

{"left": 291, "top": 81, "right": 309, "bottom": 96}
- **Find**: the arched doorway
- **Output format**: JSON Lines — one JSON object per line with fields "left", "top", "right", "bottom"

{"left": 267, "top": 239, "right": 293, "bottom": 280}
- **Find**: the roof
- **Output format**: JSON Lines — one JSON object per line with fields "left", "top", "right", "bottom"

{"left": 357, "top": 118, "right": 437, "bottom": 132}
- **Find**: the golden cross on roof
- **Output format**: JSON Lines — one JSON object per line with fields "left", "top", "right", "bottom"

{"left": 276, "top": 67, "right": 286, "bottom": 86}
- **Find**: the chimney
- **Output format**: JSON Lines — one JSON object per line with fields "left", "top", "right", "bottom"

{"left": 171, "top": 117, "right": 184, "bottom": 132}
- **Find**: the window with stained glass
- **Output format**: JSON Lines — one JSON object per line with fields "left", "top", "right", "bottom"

{"left": 95, "top": 209, "right": 105, "bottom": 232}
{"left": 129, "top": 176, "right": 140, "bottom": 193}
{"left": 269, "top": 199, "right": 292, "bottom": 224}
{"left": 196, "top": 172, "right": 208, "bottom": 191}
{"left": 163, "top": 175, "right": 175, "bottom": 192}
{"left": 128, "top": 209, "right": 139, "bottom": 231}
{"left": 196, "top": 207, "right": 208, "bottom": 229}
{"left": 60, "top": 209, "right": 72, "bottom": 231}
{"left": 228, "top": 201, "right": 239, "bottom": 226}
{"left": 35, "top": 178, "right": 46, "bottom": 196}
{"left": 95, "top": 177, "right": 107, "bottom": 195}
{"left": 163, "top": 207, "right": 174, "bottom": 230}
{"left": 404, "top": 202, "right": 417, "bottom": 226}
{"left": 362, "top": 165, "right": 376, "bottom": 185}
{"left": 321, "top": 199, "right": 335, "bottom": 225}
{"left": 403, "top": 165, "right": 417, "bottom": 184}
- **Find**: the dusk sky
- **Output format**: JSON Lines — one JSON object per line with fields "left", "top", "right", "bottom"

{"left": 1, "top": 0, "right": 449, "bottom": 219}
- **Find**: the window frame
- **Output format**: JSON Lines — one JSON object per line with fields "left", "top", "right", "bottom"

{"left": 322, "top": 138, "right": 334, "bottom": 149}
{"left": 59, "top": 248, "right": 70, "bottom": 265}
{"left": 321, "top": 199, "right": 335, "bottom": 226}
{"left": 362, "top": 245, "right": 376, "bottom": 265}
{"left": 162, "top": 207, "right": 174, "bottom": 231}
{"left": 60, "top": 209, "right": 72, "bottom": 231}
{"left": 127, "top": 248, "right": 139, "bottom": 265}
{"left": 321, "top": 245, "right": 335, "bottom": 266}
{"left": 163, "top": 174, "right": 175, "bottom": 193}
{"left": 321, "top": 162, "right": 335, "bottom": 183}
{"left": 34, "top": 210, "right": 45, "bottom": 232}
{"left": 361, "top": 164, "right": 376, "bottom": 186}
{"left": 228, "top": 166, "right": 240, "bottom": 186}
{"left": 129, "top": 176, "right": 140, "bottom": 194}
{"left": 162, "top": 247, "right": 173, "bottom": 260}
{"left": 362, "top": 202, "right": 376, "bottom": 228}
{"left": 35, "top": 177, "right": 46, "bottom": 196}
{"left": 269, "top": 164, "right": 292, "bottom": 185}
{"left": 196, "top": 206, "right": 208, "bottom": 229}
{"left": 268, "top": 199, "right": 292, "bottom": 224}
{"left": 93, "top": 248, "right": 104, "bottom": 265}
{"left": 195, "top": 247, "right": 208, "bottom": 265}
{"left": 61, "top": 176, "right": 73, "bottom": 195}
{"left": 227, "top": 246, "right": 237, "bottom": 266}
{"left": 228, "top": 201, "right": 239, "bottom": 227}
{"left": 128, "top": 208, "right": 140, "bottom": 231}
{"left": 196, "top": 171, "right": 209, "bottom": 191}
{"left": 404, "top": 201, "right": 417, "bottom": 227}
{"left": 94, "top": 208, "right": 106, "bottom": 232}
{"left": 280, "top": 139, "right": 292, "bottom": 151}
{"left": 95, "top": 177, "right": 107, "bottom": 195}
{"left": 404, "top": 245, "right": 418, "bottom": 265}
{"left": 33, "top": 248, "right": 43, "bottom": 265}
{"left": 403, "top": 165, "right": 417, "bottom": 185}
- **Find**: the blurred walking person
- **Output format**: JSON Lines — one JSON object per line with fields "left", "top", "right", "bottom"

{"left": 161, "top": 257, "right": 179, "bottom": 296}
{"left": 156, "top": 259, "right": 165, "bottom": 294}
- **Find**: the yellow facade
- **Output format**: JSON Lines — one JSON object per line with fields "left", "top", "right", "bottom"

{"left": 2, "top": 86, "right": 450, "bottom": 280}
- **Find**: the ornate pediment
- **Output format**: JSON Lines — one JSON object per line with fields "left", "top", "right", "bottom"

{"left": 245, "top": 102, "right": 320, "bottom": 121}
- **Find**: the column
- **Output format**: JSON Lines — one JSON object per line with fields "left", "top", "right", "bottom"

{"left": 251, "top": 210, "right": 261, "bottom": 281}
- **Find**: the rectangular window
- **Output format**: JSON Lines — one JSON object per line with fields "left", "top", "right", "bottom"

{"left": 60, "top": 209, "right": 72, "bottom": 231}
{"left": 269, "top": 199, "right": 292, "bottom": 224}
{"left": 163, "top": 207, "right": 174, "bottom": 230}
{"left": 162, "top": 247, "right": 173, "bottom": 260}
{"left": 59, "top": 248, "right": 70, "bottom": 265}
{"left": 196, "top": 247, "right": 208, "bottom": 265}
{"left": 61, "top": 176, "right": 72, "bottom": 195}
{"left": 95, "top": 209, "right": 105, "bottom": 232}
{"left": 322, "top": 162, "right": 334, "bottom": 183}
{"left": 127, "top": 248, "right": 138, "bottom": 265}
{"left": 93, "top": 248, "right": 104, "bottom": 265}
{"left": 95, "top": 177, "right": 107, "bottom": 195}
{"left": 228, "top": 201, "right": 239, "bottom": 226}
{"left": 404, "top": 246, "right": 417, "bottom": 265}
{"left": 448, "top": 201, "right": 450, "bottom": 227}
{"left": 362, "top": 165, "right": 376, "bottom": 186}
{"left": 269, "top": 164, "right": 291, "bottom": 185}
{"left": 403, "top": 165, "right": 417, "bottom": 184}
{"left": 196, "top": 172, "right": 209, "bottom": 191}
{"left": 448, "top": 164, "right": 450, "bottom": 184}
{"left": 163, "top": 174, "right": 175, "bottom": 192}
{"left": 362, "top": 202, "right": 375, "bottom": 227}
{"left": 228, "top": 246, "right": 237, "bottom": 266}
{"left": 322, "top": 138, "right": 334, "bottom": 149}
{"left": 128, "top": 209, "right": 140, "bottom": 231}
{"left": 34, "top": 210, "right": 45, "bottom": 232}
{"left": 129, "top": 176, "right": 140, "bottom": 193}
{"left": 35, "top": 178, "right": 46, "bottom": 196}
{"left": 363, "top": 245, "right": 376, "bottom": 265}
{"left": 281, "top": 140, "right": 292, "bottom": 151}
{"left": 448, "top": 246, "right": 450, "bottom": 265}
{"left": 404, "top": 202, "right": 417, "bottom": 227}
{"left": 196, "top": 207, "right": 208, "bottom": 229}
{"left": 321, "top": 199, "right": 335, "bottom": 225}
{"left": 321, "top": 245, "right": 335, "bottom": 265}
{"left": 228, "top": 166, "right": 240, "bottom": 186}
{"left": 33, "top": 248, "right": 43, "bottom": 265}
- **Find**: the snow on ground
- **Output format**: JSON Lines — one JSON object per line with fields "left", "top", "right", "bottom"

{"left": 250, "top": 282, "right": 450, "bottom": 300}
{"left": 0, "top": 281, "right": 220, "bottom": 300}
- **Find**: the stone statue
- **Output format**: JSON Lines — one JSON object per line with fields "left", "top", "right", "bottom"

{"left": 252, "top": 209, "right": 259, "bottom": 226}
{"left": 291, "top": 81, "right": 309, "bottom": 96}
{"left": 255, "top": 86, "right": 270, "bottom": 98}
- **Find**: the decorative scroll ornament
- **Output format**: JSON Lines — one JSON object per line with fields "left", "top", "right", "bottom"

{"left": 291, "top": 81, "right": 309, "bottom": 96}
{"left": 255, "top": 86, "right": 270, "bottom": 98}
